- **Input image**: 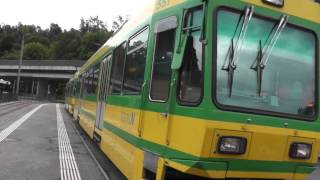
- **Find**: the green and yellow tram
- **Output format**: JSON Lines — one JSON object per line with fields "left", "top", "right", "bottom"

{"left": 65, "top": 0, "right": 320, "bottom": 179}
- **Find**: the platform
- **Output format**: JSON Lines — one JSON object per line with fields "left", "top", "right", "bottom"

{"left": 0, "top": 101, "right": 125, "bottom": 180}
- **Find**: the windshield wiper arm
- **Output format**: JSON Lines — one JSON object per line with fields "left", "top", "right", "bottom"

{"left": 250, "top": 15, "right": 289, "bottom": 96}
{"left": 222, "top": 6, "right": 254, "bottom": 96}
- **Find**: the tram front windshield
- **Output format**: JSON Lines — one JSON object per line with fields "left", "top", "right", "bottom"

{"left": 215, "top": 8, "right": 316, "bottom": 119}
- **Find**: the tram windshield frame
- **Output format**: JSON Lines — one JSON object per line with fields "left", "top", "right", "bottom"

{"left": 213, "top": 7, "right": 318, "bottom": 121}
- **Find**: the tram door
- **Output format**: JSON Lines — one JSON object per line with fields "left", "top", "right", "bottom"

{"left": 142, "top": 16, "right": 178, "bottom": 149}
{"left": 95, "top": 55, "right": 112, "bottom": 129}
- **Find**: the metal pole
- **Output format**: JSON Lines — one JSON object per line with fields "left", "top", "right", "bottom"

{"left": 16, "top": 34, "right": 24, "bottom": 95}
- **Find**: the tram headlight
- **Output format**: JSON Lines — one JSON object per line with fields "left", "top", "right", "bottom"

{"left": 289, "top": 143, "right": 312, "bottom": 159}
{"left": 217, "top": 136, "right": 247, "bottom": 154}
{"left": 262, "top": 0, "right": 284, "bottom": 7}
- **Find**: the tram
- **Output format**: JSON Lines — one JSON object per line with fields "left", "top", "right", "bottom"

{"left": 65, "top": 0, "right": 320, "bottom": 179}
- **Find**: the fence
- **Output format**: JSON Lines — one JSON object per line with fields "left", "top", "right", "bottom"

{"left": 0, "top": 92, "right": 17, "bottom": 103}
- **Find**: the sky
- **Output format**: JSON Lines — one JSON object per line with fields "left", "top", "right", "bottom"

{"left": 0, "top": 0, "right": 152, "bottom": 30}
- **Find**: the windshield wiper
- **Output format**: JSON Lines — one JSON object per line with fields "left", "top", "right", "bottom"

{"left": 222, "top": 6, "right": 254, "bottom": 96}
{"left": 250, "top": 15, "right": 289, "bottom": 96}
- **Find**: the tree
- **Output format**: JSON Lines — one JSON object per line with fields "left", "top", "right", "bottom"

{"left": 78, "top": 31, "right": 112, "bottom": 59}
{"left": 49, "top": 29, "right": 82, "bottom": 60}
{"left": 80, "top": 16, "right": 108, "bottom": 33}
{"left": 112, "top": 15, "right": 129, "bottom": 31}
{"left": 23, "top": 42, "right": 49, "bottom": 60}
{"left": 1, "top": 50, "right": 20, "bottom": 60}
{"left": 0, "top": 15, "right": 119, "bottom": 61}
{"left": 49, "top": 23, "right": 62, "bottom": 38}
{"left": 0, "top": 34, "right": 16, "bottom": 52}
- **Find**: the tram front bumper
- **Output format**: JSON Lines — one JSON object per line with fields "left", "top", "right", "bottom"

{"left": 165, "top": 158, "right": 316, "bottom": 179}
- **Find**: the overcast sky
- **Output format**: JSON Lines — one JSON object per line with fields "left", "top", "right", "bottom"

{"left": 0, "top": 0, "right": 152, "bottom": 30}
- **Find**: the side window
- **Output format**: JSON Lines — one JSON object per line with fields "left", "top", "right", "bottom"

{"left": 73, "top": 82, "right": 75, "bottom": 96}
{"left": 110, "top": 42, "right": 127, "bottom": 94}
{"left": 83, "top": 74, "right": 87, "bottom": 95}
{"left": 88, "top": 69, "right": 94, "bottom": 95}
{"left": 93, "top": 64, "right": 100, "bottom": 94}
{"left": 178, "top": 8, "right": 203, "bottom": 104}
{"left": 90, "top": 69, "right": 95, "bottom": 94}
{"left": 77, "top": 80, "right": 81, "bottom": 96}
{"left": 85, "top": 72, "right": 89, "bottom": 95}
{"left": 150, "top": 20, "right": 176, "bottom": 101}
{"left": 123, "top": 27, "right": 149, "bottom": 94}
{"left": 80, "top": 75, "right": 85, "bottom": 97}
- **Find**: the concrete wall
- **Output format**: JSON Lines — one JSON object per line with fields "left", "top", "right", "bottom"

{"left": 37, "top": 79, "right": 48, "bottom": 99}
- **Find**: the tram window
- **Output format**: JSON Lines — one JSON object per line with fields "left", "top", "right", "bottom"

{"left": 73, "top": 83, "right": 77, "bottom": 96}
{"left": 83, "top": 75, "right": 86, "bottom": 95}
{"left": 73, "top": 82, "right": 76, "bottom": 96}
{"left": 70, "top": 84, "right": 72, "bottom": 96}
{"left": 91, "top": 69, "right": 95, "bottom": 94}
{"left": 88, "top": 70, "right": 92, "bottom": 94}
{"left": 123, "top": 27, "right": 149, "bottom": 94}
{"left": 80, "top": 76, "right": 85, "bottom": 97}
{"left": 110, "top": 42, "right": 127, "bottom": 94}
{"left": 83, "top": 73, "right": 87, "bottom": 95}
{"left": 76, "top": 80, "right": 81, "bottom": 96}
{"left": 84, "top": 74, "right": 87, "bottom": 95}
{"left": 178, "top": 8, "right": 203, "bottom": 105}
{"left": 150, "top": 29, "right": 176, "bottom": 101}
{"left": 85, "top": 72, "right": 90, "bottom": 95}
{"left": 93, "top": 64, "right": 99, "bottom": 95}
{"left": 88, "top": 70, "right": 93, "bottom": 95}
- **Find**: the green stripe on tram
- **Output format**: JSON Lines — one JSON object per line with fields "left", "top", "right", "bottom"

{"left": 81, "top": 91, "right": 320, "bottom": 132}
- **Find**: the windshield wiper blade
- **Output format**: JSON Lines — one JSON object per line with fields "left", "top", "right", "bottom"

{"left": 222, "top": 39, "right": 235, "bottom": 97}
{"left": 251, "top": 41, "right": 264, "bottom": 96}
{"left": 250, "top": 15, "right": 289, "bottom": 96}
{"left": 222, "top": 6, "right": 254, "bottom": 96}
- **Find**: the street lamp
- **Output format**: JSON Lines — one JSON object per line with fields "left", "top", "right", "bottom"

{"left": 16, "top": 34, "right": 29, "bottom": 95}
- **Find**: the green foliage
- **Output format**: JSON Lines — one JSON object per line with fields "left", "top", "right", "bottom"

{"left": 80, "top": 16, "right": 108, "bottom": 33}
{"left": 0, "top": 34, "right": 16, "bottom": 51}
{"left": 49, "top": 29, "right": 82, "bottom": 60}
{"left": 49, "top": 23, "right": 62, "bottom": 38}
{"left": 78, "top": 31, "right": 112, "bottom": 59}
{"left": 23, "top": 42, "right": 49, "bottom": 60}
{"left": 0, "top": 16, "right": 122, "bottom": 61}
{"left": 112, "top": 15, "right": 129, "bottom": 31}
{"left": 1, "top": 49, "right": 20, "bottom": 60}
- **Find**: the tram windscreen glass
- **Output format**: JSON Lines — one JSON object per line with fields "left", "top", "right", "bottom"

{"left": 215, "top": 9, "right": 316, "bottom": 119}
